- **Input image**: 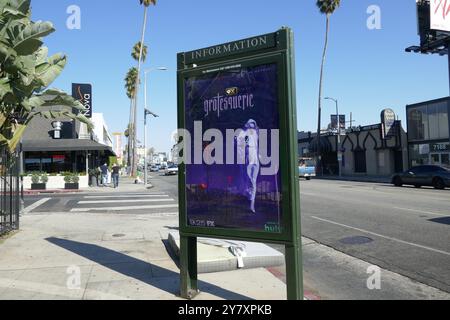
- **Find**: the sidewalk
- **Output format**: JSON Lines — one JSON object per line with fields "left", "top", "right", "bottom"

{"left": 24, "top": 177, "right": 153, "bottom": 195}
{"left": 88, "top": 176, "right": 154, "bottom": 193}
{"left": 0, "top": 210, "right": 287, "bottom": 300}
{"left": 315, "top": 175, "right": 392, "bottom": 184}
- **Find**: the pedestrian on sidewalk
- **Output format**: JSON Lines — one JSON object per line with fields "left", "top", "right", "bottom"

{"left": 112, "top": 163, "right": 121, "bottom": 188}
{"left": 100, "top": 163, "right": 108, "bottom": 187}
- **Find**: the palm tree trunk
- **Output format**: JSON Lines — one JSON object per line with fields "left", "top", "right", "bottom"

{"left": 128, "top": 98, "right": 134, "bottom": 169}
{"left": 317, "top": 14, "right": 330, "bottom": 175}
{"left": 131, "top": 6, "right": 149, "bottom": 177}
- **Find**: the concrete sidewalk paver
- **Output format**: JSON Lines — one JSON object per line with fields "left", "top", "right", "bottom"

{"left": 0, "top": 211, "right": 287, "bottom": 300}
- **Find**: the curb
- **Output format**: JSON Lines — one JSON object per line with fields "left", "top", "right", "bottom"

{"left": 314, "top": 177, "right": 391, "bottom": 184}
{"left": 23, "top": 190, "right": 84, "bottom": 196}
{"left": 266, "top": 267, "right": 321, "bottom": 301}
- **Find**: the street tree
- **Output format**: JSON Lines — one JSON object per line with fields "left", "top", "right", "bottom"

{"left": 315, "top": 0, "right": 340, "bottom": 172}
{"left": 125, "top": 67, "right": 138, "bottom": 167}
{"left": 129, "top": 0, "right": 157, "bottom": 177}
{"left": 131, "top": 41, "right": 148, "bottom": 62}
{"left": 0, "top": 0, "right": 92, "bottom": 153}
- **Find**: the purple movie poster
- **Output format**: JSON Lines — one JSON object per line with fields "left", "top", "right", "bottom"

{"left": 184, "top": 63, "right": 282, "bottom": 233}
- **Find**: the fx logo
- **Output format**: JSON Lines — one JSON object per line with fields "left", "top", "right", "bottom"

{"left": 367, "top": 265, "right": 381, "bottom": 290}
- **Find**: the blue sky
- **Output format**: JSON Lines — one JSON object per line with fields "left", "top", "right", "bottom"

{"left": 32, "top": 0, "right": 448, "bottom": 154}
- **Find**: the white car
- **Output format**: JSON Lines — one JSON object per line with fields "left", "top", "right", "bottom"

{"left": 165, "top": 165, "right": 178, "bottom": 176}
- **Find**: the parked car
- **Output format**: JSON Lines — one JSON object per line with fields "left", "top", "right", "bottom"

{"left": 165, "top": 164, "right": 178, "bottom": 176}
{"left": 149, "top": 165, "right": 160, "bottom": 172}
{"left": 391, "top": 165, "right": 450, "bottom": 190}
{"left": 299, "top": 158, "right": 316, "bottom": 181}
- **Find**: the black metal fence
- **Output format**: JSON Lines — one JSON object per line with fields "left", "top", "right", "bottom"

{"left": 0, "top": 148, "right": 20, "bottom": 236}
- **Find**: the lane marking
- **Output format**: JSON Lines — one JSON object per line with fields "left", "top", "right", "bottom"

{"left": 71, "top": 204, "right": 179, "bottom": 213}
{"left": 78, "top": 199, "right": 175, "bottom": 204}
{"left": 310, "top": 216, "right": 450, "bottom": 257}
{"left": 22, "top": 198, "right": 51, "bottom": 214}
{"left": 393, "top": 207, "right": 449, "bottom": 217}
{"left": 300, "top": 192, "right": 318, "bottom": 197}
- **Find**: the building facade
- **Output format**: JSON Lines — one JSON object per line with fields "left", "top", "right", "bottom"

{"left": 21, "top": 105, "right": 115, "bottom": 188}
{"left": 406, "top": 97, "right": 450, "bottom": 169}
{"left": 298, "top": 121, "right": 408, "bottom": 176}
{"left": 91, "top": 113, "right": 113, "bottom": 148}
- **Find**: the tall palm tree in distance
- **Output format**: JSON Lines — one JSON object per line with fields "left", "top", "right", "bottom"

{"left": 316, "top": 0, "right": 340, "bottom": 174}
{"left": 132, "top": 41, "right": 148, "bottom": 62}
{"left": 125, "top": 67, "right": 138, "bottom": 168}
{"left": 130, "top": 0, "right": 157, "bottom": 177}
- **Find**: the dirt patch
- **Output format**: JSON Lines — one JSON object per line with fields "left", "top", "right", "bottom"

{"left": 0, "top": 230, "right": 19, "bottom": 245}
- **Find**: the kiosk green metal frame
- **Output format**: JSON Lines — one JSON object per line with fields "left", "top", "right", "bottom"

{"left": 176, "top": 27, "right": 303, "bottom": 300}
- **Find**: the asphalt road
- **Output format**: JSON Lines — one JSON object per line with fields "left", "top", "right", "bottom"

{"left": 300, "top": 179, "right": 450, "bottom": 293}
{"left": 23, "top": 175, "right": 450, "bottom": 294}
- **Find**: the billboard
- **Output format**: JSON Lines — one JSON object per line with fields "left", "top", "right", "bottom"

{"left": 330, "top": 115, "right": 346, "bottom": 131}
{"left": 178, "top": 29, "right": 303, "bottom": 299}
{"left": 72, "top": 83, "right": 92, "bottom": 118}
{"left": 184, "top": 63, "right": 282, "bottom": 233}
{"left": 430, "top": 0, "right": 450, "bottom": 32}
{"left": 177, "top": 29, "right": 300, "bottom": 243}
{"left": 381, "top": 109, "right": 397, "bottom": 139}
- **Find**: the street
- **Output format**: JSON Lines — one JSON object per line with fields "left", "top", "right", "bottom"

{"left": 21, "top": 175, "right": 450, "bottom": 298}
{"left": 24, "top": 174, "right": 179, "bottom": 215}
{"left": 300, "top": 179, "right": 450, "bottom": 294}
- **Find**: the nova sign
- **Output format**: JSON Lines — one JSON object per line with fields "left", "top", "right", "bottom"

{"left": 72, "top": 83, "right": 92, "bottom": 118}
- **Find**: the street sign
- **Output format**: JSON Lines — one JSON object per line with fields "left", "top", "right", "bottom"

{"left": 177, "top": 28, "right": 302, "bottom": 300}
{"left": 381, "top": 109, "right": 396, "bottom": 139}
{"left": 72, "top": 83, "right": 92, "bottom": 118}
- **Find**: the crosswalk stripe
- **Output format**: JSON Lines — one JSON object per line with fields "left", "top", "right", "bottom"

{"left": 78, "top": 199, "right": 175, "bottom": 204}
{"left": 23, "top": 198, "right": 51, "bottom": 214}
{"left": 70, "top": 204, "right": 179, "bottom": 212}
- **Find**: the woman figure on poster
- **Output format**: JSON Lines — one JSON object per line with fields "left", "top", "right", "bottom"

{"left": 237, "top": 119, "right": 260, "bottom": 214}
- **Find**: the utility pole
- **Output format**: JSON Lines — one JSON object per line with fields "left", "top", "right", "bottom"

{"left": 143, "top": 67, "right": 167, "bottom": 186}
{"left": 325, "top": 97, "right": 342, "bottom": 177}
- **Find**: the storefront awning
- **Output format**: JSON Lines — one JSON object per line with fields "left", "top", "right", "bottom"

{"left": 22, "top": 139, "right": 116, "bottom": 156}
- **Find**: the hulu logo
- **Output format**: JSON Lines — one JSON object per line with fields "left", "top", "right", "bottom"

{"left": 265, "top": 223, "right": 281, "bottom": 233}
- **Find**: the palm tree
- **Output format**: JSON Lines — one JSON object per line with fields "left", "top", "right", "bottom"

{"left": 316, "top": 0, "right": 340, "bottom": 174}
{"left": 125, "top": 67, "right": 138, "bottom": 168}
{"left": 132, "top": 42, "right": 148, "bottom": 62}
{"left": 130, "top": 0, "right": 157, "bottom": 177}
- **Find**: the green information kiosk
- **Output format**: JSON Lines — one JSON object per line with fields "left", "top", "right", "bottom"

{"left": 177, "top": 27, "right": 303, "bottom": 300}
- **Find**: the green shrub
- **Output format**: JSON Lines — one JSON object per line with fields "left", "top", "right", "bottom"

{"left": 31, "top": 174, "right": 40, "bottom": 184}
{"left": 40, "top": 174, "right": 49, "bottom": 184}
{"left": 63, "top": 173, "right": 80, "bottom": 184}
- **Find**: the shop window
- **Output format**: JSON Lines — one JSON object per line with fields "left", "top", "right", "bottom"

{"left": 409, "top": 144, "right": 430, "bottom": 167}
{"left": 408, "top": 106, "right": 428, "bottom": 141}
{"left": 408, "top": 102, "right": 449, "bottom": 142}
{"left": 25, "top": 152, "right": 41, "bottom": 172}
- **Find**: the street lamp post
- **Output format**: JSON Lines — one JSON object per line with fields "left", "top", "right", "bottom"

{"left": 325, "top": 97, "right": 342, "bottom": 177}
{"left": 143, "top": 67, "right": 167, "bottom": 186}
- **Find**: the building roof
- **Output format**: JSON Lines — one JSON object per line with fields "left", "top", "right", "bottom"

{"left": 22, "top": 139, "right": 116, "bottom": 155}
